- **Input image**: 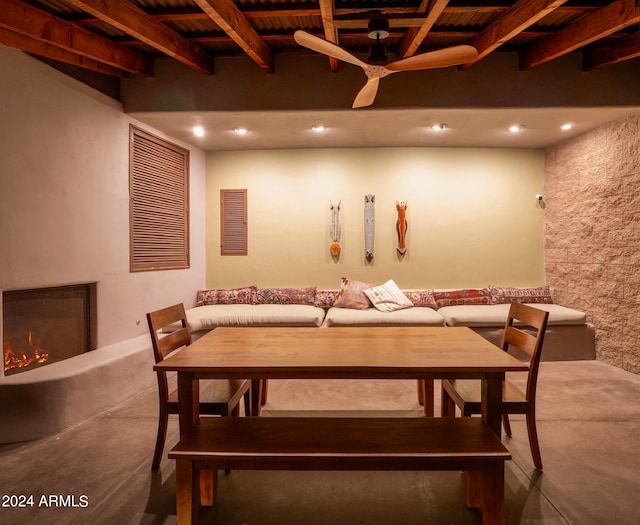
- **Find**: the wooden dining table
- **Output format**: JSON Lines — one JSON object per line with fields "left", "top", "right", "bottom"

{"left": 155, "top": 326, "right": 526, "bottom": 435}
{"left": 155, "top": 326, "right": 527, "bottom": 522}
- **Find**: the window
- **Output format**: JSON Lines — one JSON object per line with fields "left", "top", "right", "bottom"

{"left": 129, "top": 126, "right": 189, "bottom": 271}
{"left": 220, "top": 189, "right": 247, "bottom": 255}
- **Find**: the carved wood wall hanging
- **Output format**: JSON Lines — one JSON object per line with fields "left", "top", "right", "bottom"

{"left": 396, "top": 200, "right": 408, "bottom": 255}
{"left": 329, "top": 200, "right": 342, "bottom": 257}
{"left": 365, "top": 194, "right": 375, "bottom": 262}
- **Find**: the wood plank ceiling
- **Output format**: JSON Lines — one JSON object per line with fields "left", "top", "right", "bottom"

{"left": 1, "top": 0, "right": 639, "bottom": 82}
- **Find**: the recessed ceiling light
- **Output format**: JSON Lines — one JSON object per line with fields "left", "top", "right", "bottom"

{"left": 509, "top": 124, "right": 524, "bottom": 133}
{"left": 192, "top": 125, "right": 205, "bottom": 137}
{"left": 311, "top": 125, "right": 327, "bottom": 133}
{"left": 233, "top": 127, "right": 248, "bottom": 135}
{"left": 560, "top": 123, "right": 573, "bottom": 130}
{"left": 430, "top": 123, "right": 447, "bottom": 131}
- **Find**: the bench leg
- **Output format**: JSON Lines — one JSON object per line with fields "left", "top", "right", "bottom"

{"left": 480, "top": 462, "right": 505, "bottom": 525}
{"left": 175, "top": 459, "right": 198, "bottom": 525}
{"left": 464, "top": 464, "right": 505, "bottom": 525}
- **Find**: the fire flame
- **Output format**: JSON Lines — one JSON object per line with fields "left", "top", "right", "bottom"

{"left": 3, "top": 331, "right": 49, "bottom": 372}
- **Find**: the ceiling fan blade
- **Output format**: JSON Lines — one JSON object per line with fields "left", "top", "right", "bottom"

{"left": 294, "top": 31, "right": 367, "bottom": 69}
{"left": 352, "top": 77, "right": 380, "bottom": 109}
{"left": 385, "top": 45, "right": 478, "bottom": 72}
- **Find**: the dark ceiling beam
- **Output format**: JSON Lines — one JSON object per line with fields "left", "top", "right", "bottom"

{"left": 463, "top": 0, "right": 567, "bottom": 68}
{"left": 583, "top": 32, "right": 640, "bottom": 70}
{"left": 192, "top": 0, "right": 274, "bottom": 73}
{"left": 520, "top": 0, "right": 640, "bottom": 69}
{"left": 0, "top": 0, "right": 152, "bottom": 76}
{"left": 0, "top": 27, "right": 126, "bottom": 77}
{"left": 397, "top": 0, "right": 450, "bottom": 59}
{"left": 63, "top": 0, "right": 214, "bottom": 75}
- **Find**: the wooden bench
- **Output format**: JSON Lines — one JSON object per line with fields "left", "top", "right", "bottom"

{"left": 169, "top": 416, "right": 511, "bottom": 525}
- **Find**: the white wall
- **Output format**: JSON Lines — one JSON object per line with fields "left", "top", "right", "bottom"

{"left": 206, "top": 147, "right": 545, "bottom": 289}
{"left": 0, "top": 46, "right": 206, "bottom": 377}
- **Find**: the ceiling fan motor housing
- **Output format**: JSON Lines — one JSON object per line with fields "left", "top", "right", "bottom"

{"left": 367, "top": 18, "right": 390, "bottom": 63}
{"left": 367, "top": 18, "right": 390, "bottom": 40}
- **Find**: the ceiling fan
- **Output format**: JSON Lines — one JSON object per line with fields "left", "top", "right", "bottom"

{"left": 294, "top": 17, "right": 478, "bottom": 109}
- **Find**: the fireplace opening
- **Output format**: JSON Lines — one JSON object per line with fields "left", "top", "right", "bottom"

{"left": 3, "top": 283, "right": 97, "bottom": 376}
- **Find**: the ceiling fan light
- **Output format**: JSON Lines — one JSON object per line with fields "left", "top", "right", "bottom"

{"left": 233, "top": 127, "right": 248, "bottom": 135}
{"left": 311, "top": 125, "right": 326, "bottom": 133}
{"left": 509, "top": 124, "right": 524, "bottom": 133}
{"left": 430, "top": 123, "right": 447, "bottom": 131}
{"left": 367, "top": 18, "right": 390, "bottom": 40}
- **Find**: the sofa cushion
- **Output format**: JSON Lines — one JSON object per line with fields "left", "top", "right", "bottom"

{"left": 363, "top": 279, "right": 413, "bottom": 312}
{"left": 438, "top": 303, "right": 586, "bottom": 327}
{"left": 196, "top": 285, "right": 257, "bottom": 306}
{"left": 488, "top": 285, "right": 553, "bottom": 304}
{"left": 332, "top": 278, "right": 373, "bottom": 310}
{"left": 433, "top": 288, "right": 492, "bottom": 307}
{"left": 256, "top": 287, "right": 316, "bottom": 305}
{"left": 185, "top": 304, "right": 326, "bottom": 332}
{"left": 324, "top": 306, "right": 444, "bottom": 327}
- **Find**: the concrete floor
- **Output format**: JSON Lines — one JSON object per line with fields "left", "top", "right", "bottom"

{"left": 1, "top": 359, "right": 639, "bottom": 524}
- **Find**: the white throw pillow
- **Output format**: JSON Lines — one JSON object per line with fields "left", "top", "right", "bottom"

{"left": 364, "top": 279, "right": 413, "bottom": 312}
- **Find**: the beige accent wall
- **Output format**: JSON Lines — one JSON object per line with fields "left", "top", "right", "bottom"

{"left": 545, "top": 112, "right": 640, "bottom": 374}
{"left": 206, "top": 147, "right": 545, "bottom": 290}
{"left": 0, "top": 45, "right": 206, "bottom": 371}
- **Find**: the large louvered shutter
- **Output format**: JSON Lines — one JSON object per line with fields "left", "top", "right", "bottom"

{"left": 220, "top": 189, "right": 247, "bottom": 255}
{"left": 129, "top": 126, "right": 190, "bottom": 271}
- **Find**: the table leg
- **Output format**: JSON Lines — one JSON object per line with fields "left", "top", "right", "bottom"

{"left": 177, "top": 372, "right": 199, "bottom": 435}
{"left": 251, "top": 379, "right": 262, "bottom": 416}
{"left": 421, "top": 379, "right": 434, "bottom": 417}
{"left": 481, "top": 372, "right": 504, "bottom": 437}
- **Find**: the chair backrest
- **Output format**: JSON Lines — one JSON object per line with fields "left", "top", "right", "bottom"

{"left": 147, "top": 303, "right": 192, "bottom": 364}
{"left": 501, "top": 302, "right": 549, "bottom": 402}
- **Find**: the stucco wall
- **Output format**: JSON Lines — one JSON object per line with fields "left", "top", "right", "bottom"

{"left": 0, "top": 46, "right": 206, "bottom": 379}
{"left": 206, "top": 147, "right": 546, "bottom": 290}
{"left": 545, "top": 112, "right": 640, "bottom": 373}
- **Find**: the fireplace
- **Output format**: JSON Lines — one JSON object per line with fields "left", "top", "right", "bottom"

{"left": 2, "top": 283, "right": 97, "bottom": 376}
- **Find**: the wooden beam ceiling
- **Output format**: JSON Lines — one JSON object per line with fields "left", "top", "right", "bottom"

{"left": 64, "top": 0, "right": 214, "bottom": 74}
{"left": 192, "top": 0, "right": 274, "bottom": 73}
{"left": 0, "top": 0, "right": 637, "bottom": 81}
{"left": 0, "top": 0, "right": 152, "bottom": 76}
{"left": 520, "top": 0, "right": 640, "bottom": 69}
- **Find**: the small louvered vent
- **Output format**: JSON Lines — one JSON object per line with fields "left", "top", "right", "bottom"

{"left": 220, "top": 189, "right": 247, "bottom": 255}
{"left": 129, "top": 126, "right": 189, "bottom": 271}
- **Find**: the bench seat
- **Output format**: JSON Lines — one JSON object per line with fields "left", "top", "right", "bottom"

{"left": 169, "top": 416, "right": 510, "bottom": 524}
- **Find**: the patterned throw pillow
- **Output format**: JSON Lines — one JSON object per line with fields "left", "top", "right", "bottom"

{"left": 314, "top": 290, "right": 340, "bottom": 308}
{"left": 195, "top": 285, "right": 257, "bottom": 306}
{"left": 403, "top": 290, "right": 438, "bottom": 309}
{"left": 256, "top": 287, "right": 317, "bottom": 305}
{"left": 433, "top": 288, "right": 492, "bottom": 308}
{"left": 488, "top": 285, "right": 553, "bottom": 304}
{"left": 332, "top": 278, "right": 373, "bottom": 310}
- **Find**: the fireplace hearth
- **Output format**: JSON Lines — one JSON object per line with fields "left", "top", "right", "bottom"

{"left": 3, "top": 283, "right": 97, "bottom": 376}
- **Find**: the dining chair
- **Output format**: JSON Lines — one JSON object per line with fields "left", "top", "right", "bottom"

{"left": 441, "top": 302, "right": 549, "bottom": 470}
{"left": 147, "top": 303, "right": 251, "bottom": 470}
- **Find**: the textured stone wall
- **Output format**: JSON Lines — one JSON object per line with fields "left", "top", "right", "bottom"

{"left": 544, "top": 112, "right": 640, "bottom": 373}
